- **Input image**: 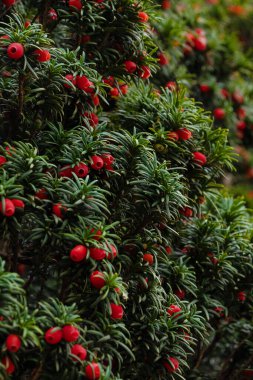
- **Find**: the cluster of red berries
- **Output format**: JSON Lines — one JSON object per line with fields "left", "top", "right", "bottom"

{"left": 4, "top": 39, "right": 51, "bottom": 62}
{"left": 0, "top": 198, "right": 25, "bottom": 217}
{"left": 70, "top": 241, "right": 117, "bottom": 262}
{"left": 124, "top": 60, "right": 151, "bottom": 79}
{"left": 1, "top": 334, "right": 21, "bottom": 374}
{"left": 184, "top": 28, "right": 207, "bottom": 55}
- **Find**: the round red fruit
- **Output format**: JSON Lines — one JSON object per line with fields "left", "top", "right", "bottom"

{"left": 107, "top": 244, "right": 117, "bottom": 260}
{"left": 236, "top": 120, "right": 246, "bottom": 131}
{"left": 163, "top": 357, "right": 179, "bottom": 373}
{"left": 193, "top": 36, "right": 207, "bottom": 51}
{"left": 1, "top": 356, "right": 15, "bottom": 374}
{"left": 213, "top": 108, "right": 225, "bottom": 120}
{"left": 139, "top": 65, "right": 151, "bottom": 79}
{"left": 48, "top": 8, "right": 58, "bottom": 21}
{"left": 199, "top": 84, "right": 210, "bottom": 93}
{"left": 157, "top": 52, "right": 169, "bottom": 65}
{"left": 62, "top": 325, "right": 80, "bottom": 342}
{"left": 174, "top": 289, "right": 185, "bottom": 300}
{"left": 138, "top": 11, "right": 149, "bottom": 22}
{"left": 74, "top": 163, "right": 89, "bottom": 178}
{"left": 180, "top": 207, "right": 193, "bottom": 218}
{"left": 64, "top": 74, "right": 76, "bottom": 88}
{"left": 33, "top": 49, "right": 51, "bottom": 62}
{"left": 165, "top": 81, "right": 177, "bottom": 91}
{"left": 83, "top": 112, "right": 99, "bottom": 127}
{"left": 124, "top": 60, "right": 137, "bottom": 73}
{"left": 52, "top": 203, "right": 66, "bottom": 218}
{"left": 7, "top": 43, "right": 24, "bottom": 60}
{"left": 143, "top": 253, "right": 154, "bottom": 265}
{"left": 90, "top": 155, "right": 104, "bottom": 170}
{"left": 11, "top": 199, "right": 25, "bottom": 209}
{"left": 70, "top": 245, "right": 87, "bottom": 262}
{"left": 71, "top": 344, "right": 87, "bottom": 361}
{"left": 177, "top": 128, "right": 192, "bottom": 140}
{"left": 237, "top": 291, "right": 246, "bottom": 302}
{"left": 59, "top": 166, "right": 73, "bottom": 178}
{"left": 167, "top": 131, "right": 179, "bottom": 141}
{"left": 35, "top": 188, "right": 48, "bottom": 199}
{"left": 167, "top": 304, "right": 182, "bottom": 316}
{"left": 0, "top": 155, "right": 7, "bottom": 165}
{"left": 90, "top": 271, "right": 106, "bottom": 289}
{"left": 193, "top": 152, "right": 207, "bottom": 166}
{"left": 89, "top": 247, "right": 106, "bottom": 260}
{"left": 0, "top": 198, "right": 15, "bottom": 217}
{"left": 85, "top": 362, "right": 101, "bottom": 380}
{"left": 69, "top": 0, "right": 82, "bottom": 11}
{"left": 6, "top": 334, "right": 21, "bottom": 352}
{"left": 110, "top": 303, "right": 124, "bottom": 320}
{"left": 3, "top": 0, "right": 16, "bottom": 7}
{"left": 44, "top": 327, "right": 63, "bottom": 344}
{"left": 76, "top": 76, "right": 93, "bottom": 92}
{"left": 110, "top": 87, "right": 120, "bottom": 98}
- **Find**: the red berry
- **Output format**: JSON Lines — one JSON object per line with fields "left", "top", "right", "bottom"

{"left": 1, "top": 356, "right": 15, "bottom": 374}
{"left": 91, "top": 94, "right": 100, "bottom": 107}
{"left": 174, "top": 289, "right": 185, "bottom": 300}
{"left": 0, "top": 155, "right": 7, "bottom": 165}
{"left": 70, "top": 344, "right": 87, "bottom": 361}
{"left": 90, "top": 271, "right": 106, "bottom": 289}
{"left": 110, "top": 87, "right": 120, "bottom": 98}
{"left": 89, "top": 228, "right": 103, "bottom": 241}
{"left": 76, "top": 76, "right": 93, "bottom": 92}
{"left": 232, "top": 90, "right": 244, "bottom": 104}
{"left": 89, "top": 247, "right": 106, "bottom": 261}
{"left": 24, "top": 20, "right": 31, "bottom": 28}
{"left": 236, "top": 120, "right": 246, "bottom": 131}
{"left": 101, "top": 154, "right": 115, "bottom": 169}
{"left": 162, "top": 0, "right": 171, "bottom": 10}
{"left": 193, "top": 152, "right": 207, "bottom": 166}
{"left": 85, "top": 362, "right": 101, "bottom": 380}
{"left": 237, "top": 107, "right": 246, "bottom": 120}
{"left": 102, "top": 76, "right": 114, "bottom": 86}
{"left": 62, "top": 325, "right": 80, "bottom": 342}
{"left": 33, "top": 49, "right": 51, "bottom": 62}
{"left": 177, "top": 128, "right": 192, "bottom": 140}
{"left": 157, "top": 52, "right": 169, "bottom": 65}
{"left": 83, "top": 112, "right": 99, "bottom": 127}
{"left": 180, "top": 207, "right": 193, "bottom": 218}
{"left": 167, "top": 304, "right": 182, "bottom": 316}
{"left": 167, "top": 131, "right": 179, "bottom": 141}
{"left": 213, "top": 108, "right": 225, "bottom": 120}
{"left": 35, "top": 188, "right": 48, "bottom": 199}
{"left": 110, "top": 303, "right": 124, "bottom": 319}
{"left": 163, "top": 357, "right": 179, "bottom": 373}
{"left": 124, "top": 60, "right": 137, "bottom": 73}
{"left": 69, "top": 0, "right": 82, "bottom": 11}
{"left": 59, "top": 166, "right": 73, "bottom": 178}
{"left": 120, "top": 84, "right": 128, "bottom": 95}
{"left": 6, "top": 334, "right": 21, "bottom": 352}
{"left": 199, "top": 84, "right": 210, "bottom": 93}
{"left": 165, "top": 81, "right": 177, "bottom": 91}
{"left": 237, "top": 291, "right": 246, "bottom": 302}
{"left": 139, "top": 65, "right": 151, "bottom": 79}
{"left": 138, "top": 11, "right": 149, "bottom": 22}
{"left": 48, "top": 8, "right": 58, "bottom": 21}
{"left": 165, "top": 246, "right": 172, "bottom": 254}
{"left": 214, "top": 306, "right": 224, "bottom": 316}
{"left": 81, "top": 35, "right": 91, "bottom": 44}
{"left": 143, "top": 253, "right": 154, "bottom": 265}
{"left": 7, "top": 43, "right": 24, "bottom": 60}
{"left": 64, "top": 74, "right": 76, "bottom": 88}
{"left": 52, "top": 203, "right": 67, "bottom": 219}
{"left": 11, "top": 199, "right": 25, "bottom": 209}
{"left": 0, "top": 198, "right": 15, "bottom": 217}
{"left": 90, "top": 155, "right": 104, "bottom": 170}
{"left": 220, "top": 88, "right": 229, "bottom": 98}
{"left": 74, "top": 163, "right": 89, "bottom": 178}
{"left": 70, "top": 245, "right": 87, "bottom": 262}
{"left": 193, "top": 36, "right": 207, "bottom": 51}
{"left": 45, "top": 327, "right": 63, "bottom": 345}
{"left": 3, "top": 0, "right": 15, "bottom": 7}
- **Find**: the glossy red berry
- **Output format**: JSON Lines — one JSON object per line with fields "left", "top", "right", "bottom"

{"left": 139, "top": 65, "right": 151, "bottom": 79}
{"left": 236, "top": 120, "right": 246, "bottom": 131}
{"left": 64, "top": 74, "right": 76, "bottom": 88}
{"left": 167, "top": 131, "right": 179, "bottom": 141}
{"left": 237, "top": 291, "right": 246, "bottom": 302}
{"left": 7, "top": 43, "right": 24, "bottom": 60}
{"left": 110, "top": 303, "right": 124, "bottom": 319}
{"left": 90, "top": 155, "right": 104, "bottom": 170}
{"left": 0, "top": 155, "right": 7, "bottom": 165}
{"left": 24, "top": 20, "right": 31, "bottom": 28}
{"left": 76, "top": 76, "right": 93, "bottom": 92}
{"left": 89, "top": 247, "right": 106, "bottom": 260}
{"left": 69, "top": 0, "right": 82, "bottom": 11}
{"left": 232, "top": 90, "right": 244, "bottom": 104}
{"left": 199, "top": 84, "right": 210, "bottom": 93}
{"left": 157, "top": 52, "right": 169, "bottom": 65}
{"left": 48, "top": 8, "right": 58, "bottom": 21}
{"left": 70, "top": 344, "right": 87, "bottom": 361}
{"left": 33, "top": 49, "right": 51, "bottom": 62}
{"left": 3, "top": 0, "right": 16, "bottom": 7}
{"left": 62, "top": 325, "right": 80, "bottom": 342}
{"left": 52, "top": 203, "right": 67, "bottom": 219}
{"left": 11, "top": 199, "right": 25, "bottom": 209}
{"left": 120, "top": 84, "right": 128, "bottom": 95}
{"left": 107, "top": 244, "right": 117, "bottom": 260}
{"left": 174, "top": 289, "right": 185, "bottom": 300}
{"left": 143, "top": 253, "right": 154, "bottom": 265}
{"left": 163, "top": 357, "right": 179, "bottom": 373}
{"left": 213, "top": 108, "right": 225, "bottom": 120}
{"left": 70, "top": 245, "right": 87, "bottom": 262}
{"left": 91, "top": 94, "right": 100, "bottom": 107}
{"left": 193, "top": 36, "right": 207, "bottom": 51}
{"left": 6, "top": 334, "right": 21, "bottom": 352}
{"left": 101, "top": 154, "right": 115, "bottom": 169}
{"left": 177, "top": 128, "right": 192, "bottom": 140}
{"left": 89, "top": 228, "right": 103, "bottom": 241}
{"left": 35, "top": 188, "right": 48, "bottom": 199}
{"left": 44, "top": 327, "right": 63, "bottom": 344}
{"left": 0, "top": 198, "right": 15, "bottom": 217}
{"left": 167, "top": 304, "right": 182, "bottom": 316}
{"left": 165, "top": 246, "right": 172, "bottom": 254}
{"left": 180, "top": 207, "right": 193, "bottom": 218}
{"left": 162, "top": 0, "right": 171, "bottom": 10}
{"left": 193, "top": 152, "right": 207, "bottom": 166}
{"left": 1, "top": 356, "right": 15, "bottom": 374}
{"left": 124, "top": 60, "right": 137, "bottom": 73}
{"left": 237, "top": 107, "right": 246, "bottom": 120}
{"left": 90, "top": 271, "right": 106, "bottom": 289}
{"left": 165, "top": 81, "right": 177, "bottom": 91}
{"left": 138, "top": 11, "right": 149, "bottom": 22}
{"left": 110, "top": 87, "right": 120, "bottom": 98}
{"left": 83, "top": 112, "right": 99, "bottom": 127}
{"left": 74, "top": 163, "right": 89, "bottom": 178}
{"left": 59, "top": 166, "right": 73, "bottom": 178}
{"left": 102, "top": 76, "right": 114, "bottom": 86}
{"left": 85, "top": 362, "right": 101, "bottom": 380}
